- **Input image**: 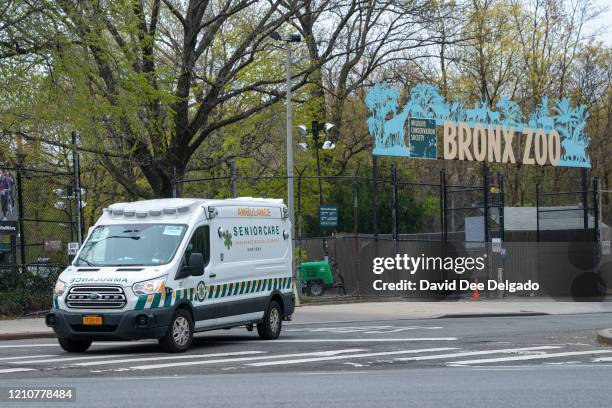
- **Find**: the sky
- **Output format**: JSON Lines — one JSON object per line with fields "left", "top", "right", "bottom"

{"left": 592, "top": 0, "right": 612, "bottom": 45}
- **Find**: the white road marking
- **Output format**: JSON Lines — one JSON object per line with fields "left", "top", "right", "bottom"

{"left": 592, "top": 357, "right": 612, "bottom": 362}
{"left": 247, "top": 347, "right": 460, "bottom": 367}
{"left": 0, "top": 344, "right": 60, "bottom": 348}
{"left": 0, "top": 354, "right": 58, "bottom": 361}
{"left": 0, "top": 341, "right": 155, "bottom": 349}
{"left": 72, "top": 351, "right": 266, "bottom": 367}
{"left": 14, "top": 354, "right": 127, "bottom": 364}
{"left": 393, "top": 346, "right": 561, "bottom": 362}
{"left": 0, "top": 368, "right": 37, "bottom": 374}
{"left": 213, "top": 338, "right": 457, "bottom": 343}
{"left": 285, "top": 326, "right": 443, "bottom": 334}
{"left": 449, "top": 350, "right": 612, "bottom": 365}
{"left": 130, "top": 349, "right": 367, "bottom": 370}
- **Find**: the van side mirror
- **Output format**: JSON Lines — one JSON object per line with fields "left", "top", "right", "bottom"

{"left": 186, "top": 253, "right": 204, "bottom": 276}
{"left": 176, "top": 252, "right": 205, "bottom": 280}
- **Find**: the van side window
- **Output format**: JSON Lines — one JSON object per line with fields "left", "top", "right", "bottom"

{"left": 186, "top": 226, "right": 210, "bottom": 267}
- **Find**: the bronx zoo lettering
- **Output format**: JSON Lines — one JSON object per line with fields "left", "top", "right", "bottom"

{"left": 443, "top": 122, "right": 561, "bottom": 166}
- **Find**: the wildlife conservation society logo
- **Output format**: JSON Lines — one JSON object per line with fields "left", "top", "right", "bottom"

{"left": 223, "top": 229, "right": 233, "bottom": 250}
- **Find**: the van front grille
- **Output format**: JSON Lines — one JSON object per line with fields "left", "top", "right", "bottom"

{"left": 66, "top": 285, "right": 127, "bottom": 309}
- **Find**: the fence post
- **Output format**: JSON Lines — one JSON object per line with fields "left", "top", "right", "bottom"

{"left": 297, "top": 173, "right": 302, "bottom": 253}
{"left": 498, "top": 172, "right": 505, "bottom": 242}
{"left": 15, "top": 154, "right": 26, "bottom": 269}
{"left": 536, "top": 183, "right": 540, "bottom": 242}
{"left": 230, "top": 160, "right": 237, "bottom": 198}
{"left": 440, "top": 169, "right": 445, "bottom": 242}
{"left": 372, "top": 155, "right": 379, "bottom": 239}
{"left": 593, "top": 176, "right": 600, "bottom": 243}
{"left": 71, "top": 131, "right": 83, "bottom": 245}
{"left": 483, "top": 164, "right": 490, "bottom": 245}
{"left": 582, "top": 168, "right": 588, "bottom": 230}
{"left": 353, "top": 177, "right": 360, "bottom": 295}
{"left": 391, "top": 164, "right": 398, "bottom": 243}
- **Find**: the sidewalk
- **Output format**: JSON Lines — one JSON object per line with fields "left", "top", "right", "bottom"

{"left": 2, "top": 299, "right": 612, "bottom": 340}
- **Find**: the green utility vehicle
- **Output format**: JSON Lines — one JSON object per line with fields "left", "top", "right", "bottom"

{"left": 298, "top": 261, "right": 335, "bottom": 296}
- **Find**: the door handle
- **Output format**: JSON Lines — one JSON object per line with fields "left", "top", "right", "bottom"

{"left": 209, "top": 273, "right": 217, "bottom": 278}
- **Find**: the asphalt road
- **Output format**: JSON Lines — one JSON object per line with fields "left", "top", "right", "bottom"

{"left": 1, "top": 313, "right": 612, "bottom": 407}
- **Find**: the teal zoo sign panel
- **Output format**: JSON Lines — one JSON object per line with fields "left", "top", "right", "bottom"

{"left": 319, "top": 205, "right": 338, "bottom": 228}
{"left": 407, "top": 118, "right": 436, "bottom": 159}
{"left": 366, "top": 82, "right": 590, "bottom": 168}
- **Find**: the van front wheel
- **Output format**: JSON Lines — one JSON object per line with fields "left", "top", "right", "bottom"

{"left": 257, "top": 300, "right": 282, "bottom": 340}
{"left": 159, "top": 309, "right": 193, "bottom": 353}
{"left": 58, "top": 338, "right": 92, "bottom": 353}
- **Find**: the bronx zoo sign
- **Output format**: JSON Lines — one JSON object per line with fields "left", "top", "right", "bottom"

{"left": 366, "top": 83, "right": 590, "bottom": 168}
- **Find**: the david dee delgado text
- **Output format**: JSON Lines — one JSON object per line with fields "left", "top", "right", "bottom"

{"left": 372, "top": 254, "right": 539, "bottom": 293}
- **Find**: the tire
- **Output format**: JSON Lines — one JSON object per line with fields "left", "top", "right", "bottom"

{"left": 58, "top": 337, "right": 92, "bottom": 353}
{"left": 158, "top": 308, "right": 194, "bottom": 353}
{"left": 307, "top": 281, "right": 324, "bottom": 296}
{"left": 257, "top": 300, "right": 282, "bottom": 340}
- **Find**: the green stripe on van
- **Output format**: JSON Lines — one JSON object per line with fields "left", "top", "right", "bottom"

{"left": 164, "top": 292, "right": 172, "bottom": 307}
{"left": 135, "top": 296, "right": 148, "bottom": 310}
{"left": 150, "top": 293, "right": 162, "bottom": 309}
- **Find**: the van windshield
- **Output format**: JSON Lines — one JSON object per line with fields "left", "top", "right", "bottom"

{"left": 75, "top": 224, "right": 187, "bottom": 267}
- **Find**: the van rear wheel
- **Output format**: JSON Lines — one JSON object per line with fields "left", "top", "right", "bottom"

{"left": 58, "top": 338, "right": 92, "bottom": 353}
{"left": 257, "top": 300, "right": 282, "bottom": 340}
{"left": 159, "top": 308, "right": 193, "bottom": 353}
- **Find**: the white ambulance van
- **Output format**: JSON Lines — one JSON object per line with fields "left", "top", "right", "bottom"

{"left": 45, "top": 198, "right": 295, "bottom": 353}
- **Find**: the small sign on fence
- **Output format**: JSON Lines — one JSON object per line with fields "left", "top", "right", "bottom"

{"left": 319, "top": 205, "right": 338, "bottom": 228}
{"left": 67, "top": 242, "right": 80, "bottom": 256}
{"left": 44, "top": 240, "right": 62, "bottom": 252}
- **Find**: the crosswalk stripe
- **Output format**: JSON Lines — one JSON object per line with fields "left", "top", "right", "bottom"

{"left": 71, "top": 351, "right": 266, "bottom": 367}
{"left": 130, "top": 349, "right": 367, "bottom": 370}
{"left": 593, "top": 357, "right": 612, "bottom": 362}
{"left": 0, "top": 354, "right": 58, "bottom": 361}
{"left": 14, "top": 354, "right": 126, "bottom": 364}
{"left": 0, "top": 368, "right": 37, "bottom": 374}
{"left": 0, "top": 341, "right": 155, "bottom": 348}
{"left": 393, "top": 346, "right": 561, "bottom": 362}
{"left": 247, "top": 347, "right": 460, "bottom": 367}
{"left": 449, "top": 349, "right": 612, "bottom": 365}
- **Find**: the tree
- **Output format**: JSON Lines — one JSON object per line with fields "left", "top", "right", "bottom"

{"left": 31, "top": 0, "right": 317, "bottom": 198}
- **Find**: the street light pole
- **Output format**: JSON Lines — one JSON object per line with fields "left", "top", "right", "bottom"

{"left": 285, "top": 41, "right": 295, "bottom": 244}
{"left": 311, "top": 121, "right": 323, "bottom": 206}
{"left": 71, "top": 131, "right": 83, "bottom": 245}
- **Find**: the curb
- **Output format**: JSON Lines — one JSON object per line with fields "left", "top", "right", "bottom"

{"left": 597, "top": 328, "right": 612, "bottom": 346}
{"left": 0, "top": 332, "right": 56, "bottom": 341}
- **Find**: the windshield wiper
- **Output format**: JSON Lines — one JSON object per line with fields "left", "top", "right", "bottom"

{"left": 76, "top": 257, "right": 98, "bottom": 267}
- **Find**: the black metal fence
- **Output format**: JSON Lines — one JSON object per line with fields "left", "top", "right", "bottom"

{"left": 0, "top": 163, "right": 77, "bottom": 316}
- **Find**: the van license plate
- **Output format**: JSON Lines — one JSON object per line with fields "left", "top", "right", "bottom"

{"left": 82, "top": 315, "right": 103, "bottom": 326}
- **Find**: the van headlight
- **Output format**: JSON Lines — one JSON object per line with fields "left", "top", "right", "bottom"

{"left": 54, "top": 279, "right": 66, "bottom": 296}
{"left": 132, "top": 276, "right": 166, "bottom": 296}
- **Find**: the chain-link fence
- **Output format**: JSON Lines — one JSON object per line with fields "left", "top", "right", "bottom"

{"left": 0, "top": 164, "right": 76, "bottom": 316}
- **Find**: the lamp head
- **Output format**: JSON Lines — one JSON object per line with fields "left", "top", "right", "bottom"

{"left": 323, "top": 123, "right": 335, "bottom": 133}
{"left": 322, "top": 140, "right": 336, "bottom": 150}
